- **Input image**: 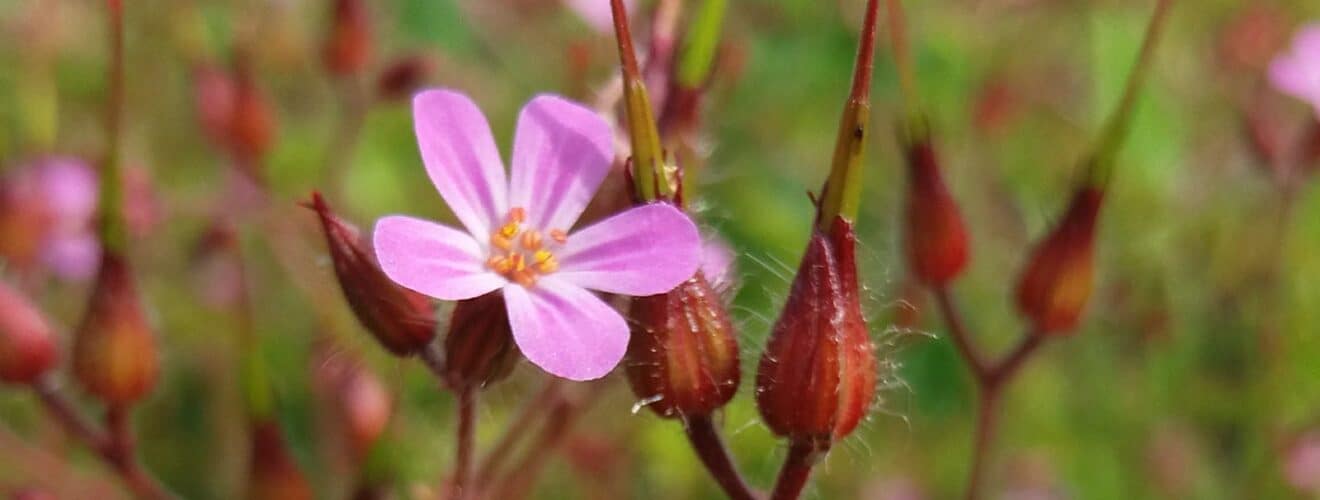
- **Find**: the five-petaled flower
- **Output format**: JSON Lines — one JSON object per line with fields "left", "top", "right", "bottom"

{"left": 1269, "top": 24, "right": 1320, "bottom": 117}
{"left": 374, "top": 89, "right": 701, "bottom": 381}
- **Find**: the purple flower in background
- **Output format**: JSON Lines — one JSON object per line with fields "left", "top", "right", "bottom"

{"left": 565, "top": 0, "right": 633, "bottom": 34}
{"left": 1269, "top": 24, "right": 1320, "bottom": 116}
{"left": 1284, "top": 430, "right": 1320, "bottom": 494}
{"left": 374, "top": 89, "right": 700, "bottom": 380}
{"left": 0, "top": 157, "right": 99, "bottom": 281}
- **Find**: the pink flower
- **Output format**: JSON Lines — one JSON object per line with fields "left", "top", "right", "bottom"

{"left": 1269, "top": 24, "right": 1320, "bottom": 117}
{"left": 1284, "top": 430, "right": 1320, "bottom": 494}
{"left": 0, "top": 157, "right": 99, "bottom": 281}
{"left": 564, "top": 0, "right": 633, "bottom": 34}
{"left": 373, "top": 89, "right": 700, "bottom": 381}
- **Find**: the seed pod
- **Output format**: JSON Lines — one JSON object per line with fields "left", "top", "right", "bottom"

{"left": 307, "top": 193, "right": 437, "bottom": 356}
{"left": 1015, "top": 186, "right": 1104, "bottom": 335}
{"left": 902, "top": 137, "right": 969, "bottom": 286}
{"left": 248, "top": 420, "right": 313, "bottom": 500}
{"left": 756, "top": 217, "right": 876, "bottom": 449}
{"left": 72, "top": 251, "right": 159, "bottom": 406}
{"left": 443, "top": 292, "right": 519, "bottom": 390}
{"left": 323, "top": 0, "right": 371, "bottom": 76}
{"left": 375, "top": 55, "right": 433, "bottom": 102}
{"left": 625, "top": 272, "right": 739, "bottom": 419}
{"left": 0, "top": 281, "right": 58, "bottom": 385}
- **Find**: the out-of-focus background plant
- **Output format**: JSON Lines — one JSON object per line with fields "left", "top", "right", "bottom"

{"left": 3, "top": 0, "right": 1320, "bottom": 498}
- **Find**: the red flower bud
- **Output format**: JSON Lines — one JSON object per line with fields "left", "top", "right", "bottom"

{"left": 625, "top": 272, "right": 739, "bottom": 419}
{"left": 248, "top": 420, "right": 313, "bottom": 500}
{"left": 903, "top": 138, "right": 969, "bottom": 286}
{"left": 0, "top": 281, "right": 58, "bottom": 385}
{"left": 229, "top": 61, "right": 277, "bottom": 172}
{"left": 1015, "top": 186, "right": 1103, "bottom": 335}
{"left": 306, "top": 193, "right": 437, "bottom": 355}
{"left": 756, "top": 217, "right": 876, "bottom": 448}
{"left": 323, "top": 0, "right": 372, "bottom": 76}
{"left": 72, "top": 251, "right": 159, "bottom": 406}
{"left": 192, "top": 63, "right": 237, "bottom": 149}
{"left": 443, "top": 292, "right": 519, "bottom": 390}
{"left": 375, "top": 55, "right": 434, "bottom": 102}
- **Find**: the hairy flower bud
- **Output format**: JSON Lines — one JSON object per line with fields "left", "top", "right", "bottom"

{"left": 903, "top": 137, "right": 969, "bottom": 286}
{"left": 323, "top": 0, "right": 371, "bottom": 76}
{"left": 0, "top": 281, "right": 58, "bottom": 385}
{"left": 1015, "top": 186, "right": 1103, "bottom": 335}
{"left": 307, "top": 193, "right": 437, "bottom": 355}
{"left": 72, "top": 251, "right": 159, "bottom": 406}
{"left": 625, "top": 272, "right": 739, "bottom": 419}
{"left": 443, "top": 292, "right": 519, "bottom": 390}
{"left": 376, "top": 55, "right": 433, "bottom": 102}
{"left": 248, "top": 420, "right": 313, "bottom": 500}
{"left": 756, "top": 217, "right": 876, "bottom": 449}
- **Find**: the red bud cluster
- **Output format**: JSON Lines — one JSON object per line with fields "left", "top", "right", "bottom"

{"left": 307, "top": 193, "right": 437, "bottom": 356}
{"left": 72, "top": 251, "right": 159, "bottom": 406}
{"left": 1015, "top": 186, "right": 1104, "bottom": 335}
{"left": 443, "top": 292, "right": 519, "bottom": 390}
{"left": 323, "top": 0, "right": 372, "bottom": 76}
{"left": 756, "top": 217, "right": 876, "bottom": 450}
{"left": 248, "top": 420, "right": 313, "bottom": 500}
{"left": 625, "top": 272, "right": 739, "bottom": 419}
{"left": 902, "top": 137, "right": 969, "bottom": 286}
{"left": 0, "top": 281, "right": 58, "bottom": 385}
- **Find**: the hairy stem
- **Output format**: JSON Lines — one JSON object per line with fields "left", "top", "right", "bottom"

{"left": 683, "top": 415, "right": 759, "bottom": 500}
{"left": 449, "top": 388, "right": 476, "bottom": 500}
{"left": 769, "top": 441, "right": 819, "bottom": 500}
{"left": 473, "top": 378, "right": 564, "bottom": 485}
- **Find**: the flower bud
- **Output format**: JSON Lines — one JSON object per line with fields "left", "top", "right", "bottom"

{"left": 442, "top": 292, "right": 519, "bottom": 390}
{"left": 248, "top": 420, "right": 313, "bottom": 500}
{"left": 0, "top": 281, "right": 58, "bottom": 385}
{"left": 1015, "top": 186, "right": 1103, "bottom": 335}
{"left": 311, "top": 343, "right": 392, "bottom": 461}
{"left": 756, "top": 217, "right": 876, "bottom": 448}
{"left": 229, "top": 60, "right": 276, "bottom": 173}
{"left": 625, "top": 272, "right": 739, "bottom": 419}
{"left": 323, "top": 0, "right": 371, "bottom": 76}
{"left": 902, "top": 137, "right": 969, "bottom": 286}
{"left": 307, "top": 193, "right": 437, "bottom": 355}
{"left": 72, "top": 251, "right": 159, "bottom": 405}
{"left": 375, "top": 55, "right": 433, "bottom": 102}
{"left": 192, "top": 63, "right": 236, "bottom": 148}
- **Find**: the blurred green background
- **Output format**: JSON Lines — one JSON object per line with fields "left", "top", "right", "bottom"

{"left": 3, "top": 0, "right": 1320, "bottom": 498}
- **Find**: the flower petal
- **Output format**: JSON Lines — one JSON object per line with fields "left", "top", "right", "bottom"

{"left": 508, "top": 95, "right": 615, "bottom": 232}
{"left": 556, "top": 203, "right": 701, "bottom": 296}
{"left": 373, "top": 215, "right": 505, "bottom": 300}
{"left": 413, "top": 89, "right": 508, "bottom": 237}
{"left": 503, "top": 278, "right": 628, "bottom": 381}
{"left": 563, "top": 0, "right": 634, "bottom": 34}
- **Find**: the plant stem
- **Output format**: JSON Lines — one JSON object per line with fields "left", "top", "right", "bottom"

{"left": 933, "top": 288, "right": 988, "bottom": 379}
{"left": 31, "top": 379, "right": 173, "bottom": 499}
{"left": 964, "top": 386, "right": 1000, "bottom": 500}
{"left": 683, "top": 415, "right": 759, "bottom": 500}
{"left": 769, "top": 441, "right": 819, "bottom": 500}
{"left": 449, "top": 388, "right": 476, "bottom": 500}
{"left": 473, "top": 378, "right": 564, "bottom": 485}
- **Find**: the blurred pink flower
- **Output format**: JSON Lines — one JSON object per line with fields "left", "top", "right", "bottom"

{"left": 700, "top": 233, "right": 735, "bottom": 293}
{"left": 564, "top": 0, "right": 633, "bottom": 34}
{"left": 0, "top": 157, "right": 99, "bottom": 281}
{"left": 373, "top": 89, "right": 700, "bottom": 380}
{"left": 1269, "top": 24, "right": 1320, "bottom": 116}
{"left": 1284, "top": 430, "right": 1320, "bottom": 494}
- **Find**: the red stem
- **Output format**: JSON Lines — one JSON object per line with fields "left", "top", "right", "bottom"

{"left": 31, "top": 379, "right": 172, "bottom": 499}
{"left": 769, "top": 441, "right": 819, "bottom": 500}
{"left": 683, "top": 415, "right": 760, "bottom": 500}
{"left": 934, "top": 288, "right": 989, "bottom": 379}
{"left": 964, "top": 387, "right": 1000, "bottom": 500}
{"left": 449, "top": 388, "right": 476, "bottom": 500}
{"left": 473, "top": 378, "right": 564, "bottom": 484}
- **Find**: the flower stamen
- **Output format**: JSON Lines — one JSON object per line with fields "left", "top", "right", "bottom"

{"left": 485, "top": 207, "right": 565, "bottom": 287}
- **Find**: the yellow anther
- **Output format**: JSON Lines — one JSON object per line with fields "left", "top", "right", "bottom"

{"left": 510, "top": 253, "right": 526, "bottom": 272}
{"left": 487, "top": 256, "right": 512, "bottom": 274}
{"left": 499, "top": 222, "right": 519, "bottom": 239}
{"left": 508, "top": 207, "right": 526, "bottom": 223}
{"left": 549, "top": 229, "right": 568, "bottom": 244}
{"left": 533, "top": 249, "right": 553, "bottom": 264}
{"left": 521, "top": 230, "right": 543, "bottom": 250}
{"left": 535, "top": 258, "right": 559, "bottom": 274}
{"left": 491, "top": 234, "right": 513, "bottom": 252}
{"left": 512, "top": 270, "right": 537, "bottom": 287}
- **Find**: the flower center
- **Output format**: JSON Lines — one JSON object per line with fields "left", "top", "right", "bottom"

{"left": 486, "top": 207, "right": 567, "bottom": 287}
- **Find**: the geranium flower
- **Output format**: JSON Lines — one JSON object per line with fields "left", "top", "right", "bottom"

{"left": 373, "top": 89, "right": 700, "bottom": 381}
{"left": 1269, "top": 24, "right": 1320, "bottom": 116}
{"left": 0, "top": 157, "right": 99, "bottom": 281}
